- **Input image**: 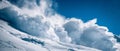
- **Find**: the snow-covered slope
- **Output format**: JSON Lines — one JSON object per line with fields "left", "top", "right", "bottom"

{"left": 0, "top": 20, "right": 101, "bottom": 51}
{"left": 0, "top": 20, "right": 48, "bottom": 51}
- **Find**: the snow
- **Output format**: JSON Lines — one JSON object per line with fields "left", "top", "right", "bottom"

{"left": 0, "top": 21, "right": 48, "bottom": 51}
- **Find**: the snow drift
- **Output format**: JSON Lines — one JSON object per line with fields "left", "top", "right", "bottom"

{"left": 0, "top": 0, "right": 120, "bottom": 51}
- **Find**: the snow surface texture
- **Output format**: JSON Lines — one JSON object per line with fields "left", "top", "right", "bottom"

{"left": 0, "top": 0, "right": 120, "bottom": 51}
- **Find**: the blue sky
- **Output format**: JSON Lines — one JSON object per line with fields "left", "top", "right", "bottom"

{"left": 54, "top": 0, "right": 120, "bottom": 35}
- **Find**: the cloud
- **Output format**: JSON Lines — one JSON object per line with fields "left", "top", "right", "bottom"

{"left": 55, "top": 26, "right": 71, "bottom": 43}
{"left": 63, "top": 18, "right": 117, "bottom": 51}
{"left": 0, "top": 0, "right": 60, "bottom": 41}
{"left": 63, "top": 18, "right": 84, "bottom": 43}
{"left": 79, "top": 25, "right": 115, "bottom": 51}
{"left": 0, "top": 0, "right": 119, "bottom": 51}
{"left": 0, "top": 0, "right": 10, "bottom": 9}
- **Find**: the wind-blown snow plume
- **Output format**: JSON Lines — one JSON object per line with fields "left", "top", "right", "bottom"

{"left": 0, "top": 0, "right": 120, "bottom": 51}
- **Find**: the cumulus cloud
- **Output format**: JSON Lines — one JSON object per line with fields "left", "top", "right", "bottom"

{"left": 0, "top": 0, "right": 119, "bottom": 51}
{"left": 63, "top": 18, "right": 84, "bottom": 43}
{"left": 55, "top": 26, "right": 71, "bottom": 43}
{"left": 0, "top": 0, "right": 60, "bottom": 41}
{"left": 63, "top": 18, "right": 117, "bottom": 51}
{"left": 79, "top": 25, "right": 115, "bottom": 51}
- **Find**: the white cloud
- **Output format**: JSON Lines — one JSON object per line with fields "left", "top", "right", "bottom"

{"left": 63, "top": 18, "right": 117, "bottom": 51}
{"left": 63, "top": 18, "right": 84, "bottom": 43}
{"left": 0, "top": 0, "right": 60, "bottom": 41}
{"left": 0, "top": 0, "right": 11, "bottom": 9}
{"left": 46, "top": 14, "right": 65, "bottom": 27}
{"left": 55, "top": 26, "right": 71, "bottom": 43}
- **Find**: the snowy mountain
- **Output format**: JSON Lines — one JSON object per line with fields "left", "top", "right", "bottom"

{"left": 0, "top": 0, "right": 120, "bottom": 51}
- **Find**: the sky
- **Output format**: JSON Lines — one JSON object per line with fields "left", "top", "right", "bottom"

{"left": 54, "top": 0, "right": 120, "bottom": 35}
